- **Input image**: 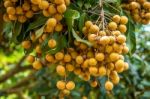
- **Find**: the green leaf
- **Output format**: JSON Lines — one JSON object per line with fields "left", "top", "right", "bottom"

{"left": 126, "top": 20, "right": 136, "bottom": 55}
{"left": 12, "top": 22, "right": 22, "bottom": 40}
{"left": 79, "top": 13, "right": 86, "bottom": 32}
{"left": 72, "top": 28, "right": 92, "bottom": 47}
{"left": 35, "top": 26, "right": 44, "bottom": 39}
{"left": 64, "top": 9, "right": 80, "bottom": 31}
{"left": 2, "top": 22, "right": 13, "bottom": 33}
{"left": 26, "top": 15, "right": 47, "bottom": 32}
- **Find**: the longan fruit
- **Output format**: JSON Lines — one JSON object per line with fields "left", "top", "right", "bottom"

{"left": 56, "top": 80, "right": 66, "bottom": 90}
{"left": 145, "top": 13, "right": 150, "bottom": 19}
{"left": 120, "top": 16, "right": 128, "bottom": 24}
{"left": 99, "top": 66, "right": 106, "bottom": 76}
{"left": 122, "top": 46, "right": 129, "bottom": 54}
{"left": 16, "top": 6, "right": 23, "bottom": 15}
{"left": 105, "top": 81, "right": 113, "bottom": 91}
{"left": 99, "top": 36, "right": 110, "bottom": 45}
{"left": 88, "top": 58, "right": 97, "bottom": 66}
{"left": 31, "top": 0, "right": 41, "bottom": 5}
{"left": 45, "top": 54, "right": 55, "bottom": 63}
{"left": 56, "top": 65, "right": 66, "bottom": 76}
{"left": 108, "top": 22, "right": 117, "bottom": 31}
{"left": 39, "top": 0, "right": 49, "bottom": 10}
{"left": 64, "top": 0, "right": 70, "bottom": 6}
{"left": 129, "top": 2, "right": 140, "bottom": 10}
{"left": 66, "top": 81, "right": 75, "bottom": 90}
{"left": 116, "top": 35, "right": 126, "bottom": 44}
{"left": 88, "top": 34, "right": 96, "bottom": 42}
{"left": 7, "top": 7, "right": 16, "bottom": 15}
{"left": 57, "top": 4, "right": 66, "bottom": 14}
{"left": 82, "top": 27, "right": 88, "bottom": 34}
{"left": 109, "top": 53, "right": 119, "bottom": 62}
{"left": 70, "top": 51, "right": 78, "bottom": 59}
{"left": 98, "top": 31, "right": 106, "bottom": 36}
{"left": 64, "top": 54, "right": 71, "bottom": 62}
{"left": 54, "top": 0, "right": 65, "bottom": 5}
{"left": 25, "top": 10, "right": 34, "bottom": 18}
{"left": 118, "top": 24, "right": 127, "bottom": 33}
{"left": 87, "top": 51, "right": 94, "bottom": 58}
{"left": 35, "top": 45, "right": 42, "bottom": 54}
{"left": 95, "top": 53, "right": 105, "bottom": 61}
{"left": 63, "top": 89, "right": 70, "bottom": 95}
{"left": 82, "top": 59, "right": 89, "bottom": 68}
{"left": 112, "top": 30, "right": 121, "bottom": 36}
{"left": 89, "top": 67, "right": 98, "bottom": 75}
{"left": 48, "top": 4, "right": 57, "bottom": 15}
{"left": 41, "top": 33, "right": 48, "bottom": 40}
{"left": 111, "top": 76, "right": 120, "bottom": 85}
{"left": 76, "top": 56, "right": 84, "bottom": 64}
{"left": 66, "top": 64, "right": 74, "bottom": 72}
{"left": 79, "top": 43, "right": 87, "bottom": 50}
{"left": 21, "top": 40, "right": 31, "bottom": 49}
{"left": 55, "top": 23, "right": 63, "bottom": 32}
{"left": 74, "top": 68, "right": 81, "bottom": 75}
{"left": 143, "top": 2, "right": 150, "bottom": 9}
{"left": 43, "top": 10, "right": 50, "bottom": 17}
{"left": 105, "top": 45, "right": 113, "bottom": 53}
{"left": 26, "top": 55, "right": 35, "bottom": 63}
{"left": 85, "top": 21, "right": 93, "bottom": 28}
{"left": 137, "top": 0, "right": 146, "bottom": 4}
{"left": 45, "top": 25, "right": 54, "bottom": 33}
{"left": 22, "top": 3, "right": 30, "bottom": 11}
{"left": 124, "top": 62, "right": 129, "bottom": 70}
{"left": 48, "top": 39, "right": 57, "bottom": 48}
{"left": 32, "top": 60, "right": 42, "bottom": 70}
{"left": 112, "top": 15, "right": 120, "bottom": 24}
{"left": 90, "top": 81, "right": 98, "bottom": 87}
{"left": 4, "top": 0, "right": 13, "bottom": 8}
{"left": 18, "top": 15, "right": 27, "bottom": 23}
{"left": 31, "top": 5, "right": 40, "bottom": 11}
{"left": 3, "top": 14, "right": 10, "bottom": 22}
{"left": 89, "top": 25, "right": 99, "bottom": 34}
{"left": 55, "top": 52, "right": 64, "bottom": 60}
{"left": 8, "top": 14, "right": 17, "bottom": 20}
{"left": 115, "top": 60, "right": 124, "bottom": 72}
{"left": 107, "top": 63, "right": 115, "bottom": 70}
{"left": 47, "top": 18, "right": 57, "bottom": 27}
{"left": 53, "top": 13, "right": 63, "bottom": 21}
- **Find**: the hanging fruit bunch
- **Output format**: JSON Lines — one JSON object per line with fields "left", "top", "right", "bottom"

{"left": 1, "top": 0, "right": 131, "bottom": 97}
{"left": 122, "top": 0, "right": 150, "bottom": 24}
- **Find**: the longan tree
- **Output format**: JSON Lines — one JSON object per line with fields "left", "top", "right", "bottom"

{"left": 0, "top": 0, "right": 150, "bottom": 98}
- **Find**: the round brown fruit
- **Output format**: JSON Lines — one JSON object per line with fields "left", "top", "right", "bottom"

{"left": 105, "top": 81, "right": 113, "bottom": 91}
{"left": 66, "top": 81, "right": 75, "bottom": 90}
{"left": 56, "top": 80, "right": 66, "bottom": 90}
{"left": 32, "top": 60, "right": 42, "bottom": 70}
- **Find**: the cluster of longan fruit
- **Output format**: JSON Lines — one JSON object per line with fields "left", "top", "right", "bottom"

{"left": 122, "top": 0, "right": 150, "bottom": 24}
{"left": 3, "top": 0, "right": 40, "bottom": 23}
{"left": 23, "top": 15, "right": 129, "bottom": 94}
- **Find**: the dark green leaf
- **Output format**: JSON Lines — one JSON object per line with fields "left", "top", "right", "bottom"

{"left": 64, "top": 9, "right": 80, "bottom": 31}
{"left": 26, "top": 16, "right": 47, "bottom": 32}
{"left": 35, "top": 26, "right": 44, "bottom": 39}
{"left": 126, "top": 20, "right": 136, "bottom": 55}
{"left": 79, "top": 13, "right": 86, "bottom": 32}
{"left": 72, "top": 28, "right": 92, "bottom": 47}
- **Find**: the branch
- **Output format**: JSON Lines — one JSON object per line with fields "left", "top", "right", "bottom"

{"left": 0, "top": 72, "right": 36, "bottom": 96}
{"left": 0, "top": 66, "right": 32, "bottom": 83}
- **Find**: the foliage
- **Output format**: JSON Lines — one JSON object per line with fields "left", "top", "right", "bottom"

{"left": 0, "top": 0, "right": 150, "bottom": 99}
